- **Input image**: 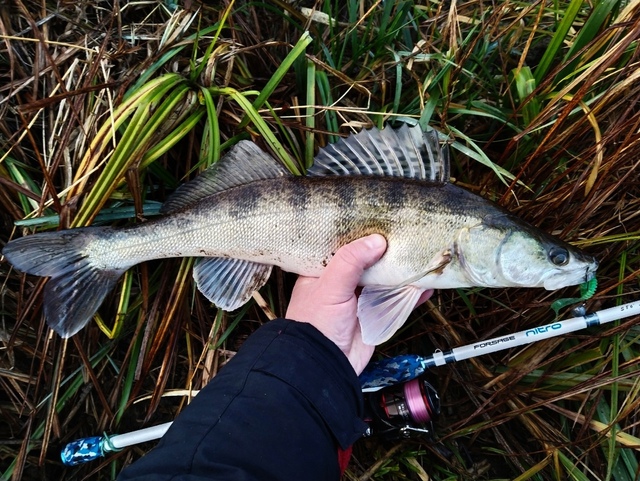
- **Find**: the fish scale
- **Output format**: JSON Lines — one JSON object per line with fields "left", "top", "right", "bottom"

{"left": 2, "top": 124, "right": 598, "bottom": 343}
{"left": 90, "top": 178, "right": 471, "bottom": 283}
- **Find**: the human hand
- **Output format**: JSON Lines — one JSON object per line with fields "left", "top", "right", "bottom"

{"left": 286, "top": 234, "right": 432, "bottom": 375}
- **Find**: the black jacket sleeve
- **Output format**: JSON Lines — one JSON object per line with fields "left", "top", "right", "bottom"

{"left": 117, "top": 319, "right": 369, "bottom": 481}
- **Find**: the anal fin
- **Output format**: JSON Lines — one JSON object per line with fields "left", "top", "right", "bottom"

{"left": 193, "top": 257, "right": 273, "bottom": 311}
{"left": 357, "top": 285, "right": 425, "bottom": 346}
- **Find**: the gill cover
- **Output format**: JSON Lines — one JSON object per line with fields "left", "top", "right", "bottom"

{"left": 456, "top": 218, "right": 556, "bottom": 288}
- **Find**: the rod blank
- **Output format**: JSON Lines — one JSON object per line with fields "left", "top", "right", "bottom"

{"left": 422, "top": 300, "right": 640, "bottom": 368}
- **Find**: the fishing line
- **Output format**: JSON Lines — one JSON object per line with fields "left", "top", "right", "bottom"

{"left": 60, "top": 297, "right": 640, "bottom": 466}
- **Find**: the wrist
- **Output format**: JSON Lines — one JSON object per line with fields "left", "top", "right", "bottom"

{"left": 290, "top": 319, "right": 373, "bottom": 375}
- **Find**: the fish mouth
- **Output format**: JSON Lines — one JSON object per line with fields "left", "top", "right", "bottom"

{"left": 585, "top": 260, "right": 598, "bottom": 282}
{"left": 576, "top": 251, "right": 598, "bottom": 283}
{"left": 542, "top": 256, "right": 598, "bottom": 290}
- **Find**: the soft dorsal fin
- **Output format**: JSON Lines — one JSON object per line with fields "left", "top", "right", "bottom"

{"left": 161, "top": 140, "right": 291, "bottom": 214}
{"left": 307, "top": 123, "right": 449, "bottom": 182}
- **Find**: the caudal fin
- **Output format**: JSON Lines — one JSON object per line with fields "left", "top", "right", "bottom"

{"left": 2, "top": 228, "right": 125, "bottom": 338}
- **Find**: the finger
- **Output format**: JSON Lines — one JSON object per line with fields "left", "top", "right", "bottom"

{"left": 319, "top": 234, "right": 387, "bottom": 302}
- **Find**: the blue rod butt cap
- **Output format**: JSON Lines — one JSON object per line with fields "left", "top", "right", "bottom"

{"left": 360, "top": 354, "right": 427, "bottom": 390}
{"left": 61, "top": 436, "right": 104, "bottom": 466}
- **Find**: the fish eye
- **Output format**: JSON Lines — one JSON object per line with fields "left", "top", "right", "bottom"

{"left": 549, "top": 247, "right": 569, "bottom": 266}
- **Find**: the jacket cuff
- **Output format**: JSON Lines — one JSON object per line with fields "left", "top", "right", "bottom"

{"left": 243, "top": 318, "right": 369, "bottom": 449}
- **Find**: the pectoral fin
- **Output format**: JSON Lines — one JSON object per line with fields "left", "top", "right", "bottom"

{"left": 193, "top": 257, "right": 273, "bottom": 310}
{"left": 357, "top": 284, "right": 425, "bottom": 346}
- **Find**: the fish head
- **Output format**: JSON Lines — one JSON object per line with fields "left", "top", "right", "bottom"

{"left": 455, "top": 214, "right": 598, "bottom": 290}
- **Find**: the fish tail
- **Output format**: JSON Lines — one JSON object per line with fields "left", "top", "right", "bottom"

{"left": 2, "top": 227, "right": 126, "bottom": 338}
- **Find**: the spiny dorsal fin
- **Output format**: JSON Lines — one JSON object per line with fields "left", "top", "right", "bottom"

{"left": 307, "top": 123, "right": 449, "bottom": 182}
{"left": 161, "top": 140, "right": 291, "bottom": 214}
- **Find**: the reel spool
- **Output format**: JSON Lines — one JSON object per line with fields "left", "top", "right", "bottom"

{"left": 364, "top": 377, "right": 440, "bottom": 439}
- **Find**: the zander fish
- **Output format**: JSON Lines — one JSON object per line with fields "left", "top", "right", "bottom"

{"left": 2, "top": 124, "right": 598, "bottom": 344}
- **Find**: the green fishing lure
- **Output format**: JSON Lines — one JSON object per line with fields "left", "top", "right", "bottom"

{"left": 550, "top": 277, "right": 598, "bottom": 317}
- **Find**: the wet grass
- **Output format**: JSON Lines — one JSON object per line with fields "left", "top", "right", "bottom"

{"left": 1, "top": 1, "right": 639, "bottom": 480}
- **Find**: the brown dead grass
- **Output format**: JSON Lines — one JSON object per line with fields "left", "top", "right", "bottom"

{"left": 1, "top": 1, "right": 640, "bottom": 480}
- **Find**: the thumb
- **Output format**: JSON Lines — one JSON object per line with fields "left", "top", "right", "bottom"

{"left": 319, "top": 234, "right": 387, "bottom": 303}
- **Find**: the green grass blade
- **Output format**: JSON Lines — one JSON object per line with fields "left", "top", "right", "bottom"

{"left": 13, "top": 202, "right": 162, "bottom": 229}
{"left": 3, "top": 156, "right": 43, "bottom": 214}
{"left": 604, "top": 251, "right": 627, "bottom": 481}
{"left": 597, "top": 399, "right": 633, "bottom": 481}
{"left": 238, "top": 31, "right": 313, "bottom": 129}
{"left": 115, "top": 323, "right": 144, "bottom": 424}
{"left": 557, "top": 0, "right": 621, "bottom": 83}
{"left": 391, "top": 49, "right": 403, "bottom": 114}
{"left": 534, "top": 0, "right": 584, "bottom": 83}
{"left": 93, "top": 269, "right": 134, "bottom": 339}
{"left": 513, "top": 66, "right": 541, "bottom": 126}
{"left": 419, "top": 87, "right": 440, "bottom": 130}
{"left": 557, "top": 450, "right": 591, "bottom": 481}
{"left": 72, "top": 74, "right": 187, "bottom": 226}
{"left": 140, "top": 109, "right": 206, "bottom": 170}
{"left": 305, "top": 59, "right": 316, "bottom": 168}
{"left": 216, "top": 87, "right": 299, "bottom": 174}
{"left": 449, "top": 102, "right": 520, "bottom": 132}
{"left": 199, "top": 87, "right": 220, "bottom": 168}
{"left": 315, "top": 70, "right": 339, "bottom": 142}
{"left": 125, "top": 25, "right": 221, "bottom": 97}
{"left": 447, "top": 126, "right": 518, "bottom": 185}
{"left": 191, "top": 1, "right": 234, "bottom": 81}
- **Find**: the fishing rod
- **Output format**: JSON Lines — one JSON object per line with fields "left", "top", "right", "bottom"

{"left": 359, "top": 299, "right": 640, "bottom": 391}
{"left": 60, "top": 299, "right": 640, "bottom": 466}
